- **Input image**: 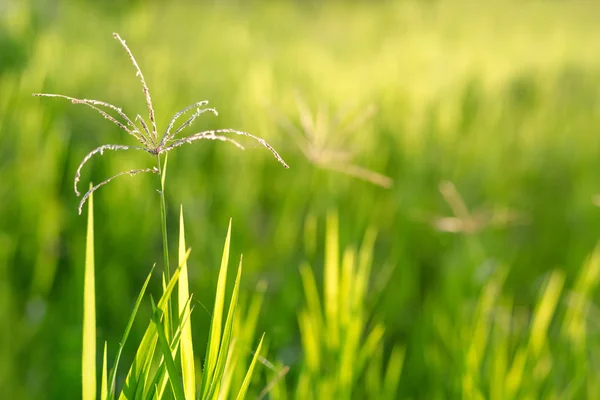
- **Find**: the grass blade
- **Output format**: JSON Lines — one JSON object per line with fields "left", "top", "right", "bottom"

{"left": 382, "top": 346, "right": 405, "bottom": 400}
{"left": 108, "top": 266, "right": 155, "bottom": 397}
{"left": 235, "top": 334, "right": 265, "bottom": 400}
{"left": 100, "top": 342, "right": 108, "bottom": 400}
{"left": 529, "top": 270, "right": 565, "bottom": 359}
{"left": 201, "top": 219, "right": 232, "bottom": 398}
{"left": 206, "top": 258, "right": 243, "bottom": 398}
{"left": 325, "top": 212, "right": 340, "bottom": 350}
{"left": 155, "top": 296, "right": 195, "bottom": 399}
{"left": 82, "top": 184, "right": 96, "bottom": 400}
{"left": 178, "top": 206, "right": 196, "bottom": 399}
{"left": 119, "top": 253, "right": 188, "bottom": 400}
{"left": 151, "top": 299, "right": 186, "bottom": 400}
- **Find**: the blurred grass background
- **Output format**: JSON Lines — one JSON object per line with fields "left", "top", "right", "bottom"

{"left": 1, "top": 0, "right": 600, "bottom": 398}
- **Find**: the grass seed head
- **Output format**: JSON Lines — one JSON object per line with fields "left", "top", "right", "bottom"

{"left": 33, "top": 32, "right": 289, "bottom": 214}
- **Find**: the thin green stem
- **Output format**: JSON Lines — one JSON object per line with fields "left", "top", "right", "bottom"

{"left": 157, "top": 153, "right": 173, "bottom": 340}
{"left": 157, "top": 154, "right": 171, "bottom": 281}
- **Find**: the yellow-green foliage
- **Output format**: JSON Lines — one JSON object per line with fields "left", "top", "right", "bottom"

{"left": 295, "top": 212, "right": 404, "bottom": 400}
{"left": 81, "top": 200, "right": 264, "bottom": 399}
{"left": 3, "top": 1, "right": 600, "bottom": 399}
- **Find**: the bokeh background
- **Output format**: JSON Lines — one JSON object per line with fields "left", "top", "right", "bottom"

{"left": 2, "top": 0, "right": 600, "bottom": 398}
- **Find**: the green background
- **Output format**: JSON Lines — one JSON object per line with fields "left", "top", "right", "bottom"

{"left": 1, "top": 0, "right": 600, "bottom": 398}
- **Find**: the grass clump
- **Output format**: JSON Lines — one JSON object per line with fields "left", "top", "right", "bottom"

{"left": 80, "top": 161, "right": 270, "bottom": 400}
{"left": 38, "top": 31, "right": 288, "bottom": 400}
{"left": 293, "top": 212, "right": 403, "bottom": 400}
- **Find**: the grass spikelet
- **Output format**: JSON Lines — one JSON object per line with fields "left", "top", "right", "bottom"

{"left": 112, "top": 32, "right": 157, "bottom": 139}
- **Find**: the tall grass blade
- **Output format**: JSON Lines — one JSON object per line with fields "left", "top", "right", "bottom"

{"left": 151, "top": 299, "right": 186, "bottom": 400}
{"left": 325, "top": 212, "right": 340, "bottom": 349}
{"left": 339, "top": 248, "right": 355, "bottom": 329}
{"left": 529, "top": 270, "right": 565, "bottom": 359}
{"left": 146, "top": 297, "right": 194, "bottom": 400}
{"left": 235, "top": 334, "right": 265, "bottom": 400}
{"left": 206, "top": 259, "right": 243, "bottom": 398}
{"left": 108, "top": 266, "right": 155, "bottom": 397}
{"left": 356, "top": 324, "right": 385, "bottom": 373}
{"left": 299, "top": 263, "right": 324, "bottom": 335}
{"left": 201, "top": 219, "right": 232, "bottom": 398}
{"left": 216, "top": 343, "right": 238, "bottom": 400}
{"left": 119, "top": 254, "right": 187, "bottom": 400}
{"left": 155, "top": 295, "right": 195, "bottom": 399}
{"left": 382, "top": 346, "right": 405, "bottom": 400}
{"left": 178, "top": 206, "right": 195, "bottom": 399}
{"left": 100, "top": 342, "right": 108, "bottom": 400}
{"left": 82, "top": 184, "right": 96, "bottom": 400}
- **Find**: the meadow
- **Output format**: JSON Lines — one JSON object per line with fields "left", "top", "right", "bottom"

{"left": 1, "top": 1, "right": 600, "bottom": 398}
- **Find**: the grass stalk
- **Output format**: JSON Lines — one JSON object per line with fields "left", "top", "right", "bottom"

{"left": 157, "top": 153, "right": 173, "bottom": 340}
{"left": 158, "top": 153, "right": 171, "bottom": 281}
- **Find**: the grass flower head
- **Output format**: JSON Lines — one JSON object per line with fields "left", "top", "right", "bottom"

{"left": 34, "top": 32, "right": 289, "bottom": 214}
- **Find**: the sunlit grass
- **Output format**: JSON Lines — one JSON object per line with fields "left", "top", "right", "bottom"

{"left": 82, "top": 191, "right": 266, "bottom": 399}
{"left": 293, "top": 212, "right": 403, "bottom": 399}
{"left": 3, "top": 1, "right": 600, "bottom": 399}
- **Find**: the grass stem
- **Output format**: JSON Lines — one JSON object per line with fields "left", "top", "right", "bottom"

{"left": 157, "top": 153, "right": 173, "bottom": 339}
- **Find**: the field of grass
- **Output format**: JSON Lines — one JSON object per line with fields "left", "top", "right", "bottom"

{"left": 1, "top": 0, "right": 600, "bottom": 398}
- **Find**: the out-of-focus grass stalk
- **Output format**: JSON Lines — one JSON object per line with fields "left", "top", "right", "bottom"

{"left": 295, "top": 211, "right": 403, "bottom": 399}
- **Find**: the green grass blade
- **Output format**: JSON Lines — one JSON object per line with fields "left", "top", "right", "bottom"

{"left": 120, "top": 320, "right": 159, "bottom": 400}
{"left": 178, "top": 206, "right": 196, "bottom": 400}
{"left": 339, "top": 248, "right": 355, "bottom": 329}
{"left": 108, "top": 266, "right": 155, "bottom": 397}
{"left": 338, "top": 319, "right": 361, "bottom": 393}
{"left": 161, "top": 272, "right": 171, "bottom": 345}
{"left": 356, "top": 324, "right": 385, "bottom": 374}
{"left": 151, "top": 299, "right": 186, "bottom": 400}
{"left": 201, "top": 219, "right": 232, "bottom": 398}
{"left": 235, "top": 334, "right": 265, "bottom": 400}
{"left": 119, "top": 252, "right": 188, "bottom": 399}
{"left": 298, "top": 310, "right": 321, "bottom": 372}
{"left": 324, "top": 212, "right": 340, "bottom": 350}
{"left": 216, "top": 342, "right": 238, "bottom": 400}
{"left": 299, "top": 263, "right": 324, "bottom": 333}
{"left": 142, "top": 362, "right": 166, "bottom": 400}
{"left": 382, "top": 346, "right": 405, "bottom": 400}
{"left": 353, "top": 228, "right": 377, "bottom": 312}
{"left": 155, "top": 297, "right": 195, "bottom": 399}
{"left": 82, "top": 184, "right": 96, "bottom": 400}
{"left": 206, "top": 258, "right": 243, "bottom": 399}
{"left": 240, "top": 280, "right": 267, "bottom": 345}
{"left": 529, "top": 270, "right": 565, "bottom": 359}
{"left": 100, "top": 342, "right": 108, "bottom": 400}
